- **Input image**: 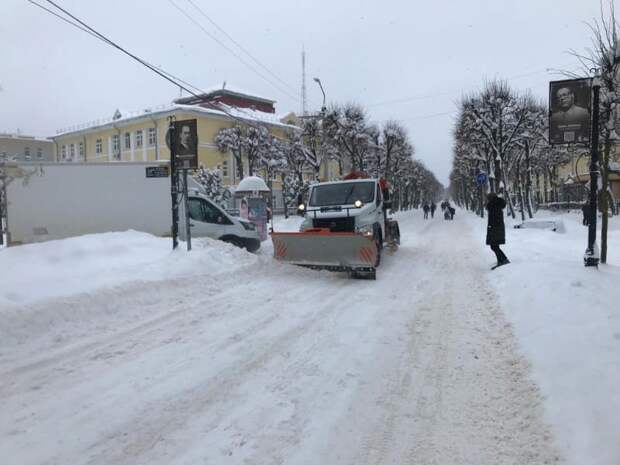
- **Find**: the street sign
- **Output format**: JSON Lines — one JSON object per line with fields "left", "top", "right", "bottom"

{"left": 145, "top": 166, "right": 170, "bottom": 178}
{"left": 476, "top": 172, "right": 488, "bottom": 186}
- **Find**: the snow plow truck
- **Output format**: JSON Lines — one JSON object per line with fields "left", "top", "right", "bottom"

{"left": 270, "top": 172, "right": 400, "bottom": 279}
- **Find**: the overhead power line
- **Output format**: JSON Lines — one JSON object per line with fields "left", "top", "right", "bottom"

{"left": 367, "top": 65, "right": 581, "bottom": 108}
{"left": 29, "top": 0, "right": 206, "bottom": 96}
{"left": 31, "top": 0, "right": 202, "bottom": 97}
{"left": 166, "top": 0, "right": 300, "bottom": 104}
{"left": 184, "top": 0, "right": 300, "bottom": 98}
{"left": 29, "top": 0, "right": 299, "bottom": 142}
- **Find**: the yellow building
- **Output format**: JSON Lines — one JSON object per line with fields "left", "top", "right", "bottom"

{"left": 51, "top": 88, "right": 301, "bottom": 188}
{"left": 544, "top": 148, "right": 620, "bottom": 208}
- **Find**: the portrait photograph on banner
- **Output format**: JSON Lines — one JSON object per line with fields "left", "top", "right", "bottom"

{"left": 173, "top": 119, "right": 198, "bottom": 169}
{"left": 549, "top": 78, "right": 592, "bottom": 145}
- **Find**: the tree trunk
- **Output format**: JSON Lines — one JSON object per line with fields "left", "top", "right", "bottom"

{"left": 525, "top": 140, "right": 534, "bottom": 218}
{"left": 601, "top": 138, "right": 611, "bottom": 263}
{"left": 500, "top": 165, "right": 516, "bottom": 219}
{"left": 280, "top": 173, "right": 289, "bottom": 219}
{"left": 235, "top": 152, "right": 244, "bottom": 181}
{"left": 535, "top": 170, "right": 541, "bottom": 207}
{"left": 517, "top": 157, "right": 525, "bottom": 222}
{"left": 248, "top": 155, "right": 254, "bottom": 176}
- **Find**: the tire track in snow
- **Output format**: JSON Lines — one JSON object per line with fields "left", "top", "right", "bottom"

{"left": 334, "top": 214, "right": 564, "bottom": 465}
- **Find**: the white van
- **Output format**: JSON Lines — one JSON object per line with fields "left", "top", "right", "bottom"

{"left": 185, "top": 193, "right": 261, "bottom": 252}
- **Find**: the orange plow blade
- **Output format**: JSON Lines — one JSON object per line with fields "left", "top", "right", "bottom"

{"left": 270, "top": 228, "right": 377, "bottom": 272}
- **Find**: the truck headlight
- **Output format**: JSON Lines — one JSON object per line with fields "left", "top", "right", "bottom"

{"left": 356, "top": 224, "right": 374, "bottom": 237}
{"left": 354, "top": 200, "right": 363, "bottom": 208}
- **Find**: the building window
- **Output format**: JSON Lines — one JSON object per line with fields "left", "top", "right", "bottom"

{"left": 222, "top": 160, "right": 229, "bottom": 177}
{"left": 69, "top": 143, "right": 75, "bottom": 160}
{"left": 136, "top": 130, "right": 143, "bottom": 148}
{"left": 78, "top": 142, "right": 84, "bottom": 159}
{"left": 24, "top": 147, "right": 31, "bottom": 160}
{"left": 37, "top": 147, "right": 43, "bottom": 159}
{"left": 61, "top": 145, "right": 67, "bottom": 160}
{"left": 112, "top": 134, "right": 120, "bottom": 159}
{"left": 148, "top": 127, "right": 156, "bottom": 146}
{"left": 124, "top": 132, "right": 131, "bottom": 150}
{"left": 96, "top": 139, "right": 102, "bottom": 154}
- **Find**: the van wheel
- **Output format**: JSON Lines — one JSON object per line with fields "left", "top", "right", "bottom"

{"left": 223, "top": 236, "right": 244, "bottom": 249}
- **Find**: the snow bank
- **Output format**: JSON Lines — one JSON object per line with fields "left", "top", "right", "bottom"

{"left": 0, "top": 230, "right": 258, "bottom": 307}
{"left": 477, "top": 210, "right": 620, "bottom": 465}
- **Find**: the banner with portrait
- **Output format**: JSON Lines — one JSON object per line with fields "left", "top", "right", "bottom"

{"left": 172, "top": 119, "right": 198, "bottom": 169}
{"left": 549, "top": 78, "right": 592, "bottom": 145}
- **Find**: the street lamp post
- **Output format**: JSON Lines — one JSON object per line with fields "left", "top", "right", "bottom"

{"left": 313, "top": 77, "right": 326, "bottom": 112}
{"left": 585, "top": 77, "right": 601, "bottom": 267}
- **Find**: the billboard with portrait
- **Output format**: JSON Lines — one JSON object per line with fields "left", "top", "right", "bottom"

{"left": 172, "top": 119, "right": 198, "bottom": 169}
{"left": 549, "top": 78, "right": 592, "bottom": 145}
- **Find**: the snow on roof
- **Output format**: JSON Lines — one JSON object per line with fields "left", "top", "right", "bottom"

{"left": 173, "top": 84, "right": 276, "bottom": 107}
{"left": 236, "top": 176, "right": 270, "bottom": 192}
{"left": 53, "top": 101, "right": 299, "bottom": 138}
{"left": 0, "top": 133, "right": 53, "bottom": 143}
{"left": 192, "top": 84, "right": 275, "bottom": 103}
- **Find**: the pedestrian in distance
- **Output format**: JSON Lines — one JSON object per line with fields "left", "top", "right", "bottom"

{"left": 449, "top": 206, "right": 455, "bottom": 220}
{"left": 423, "top": 204, "right": 430, "bottom": 219}
{"left": 430, "top": 202, "right": 436, "bottom": 218}
{"left": 581, "top": 202, "right": 590, "bottom": 226}
{"left": 443, "top": 201, "right": 451, "bottom": 220}
{"left": 486, "top": 192, "right": 509, "bottom": 269}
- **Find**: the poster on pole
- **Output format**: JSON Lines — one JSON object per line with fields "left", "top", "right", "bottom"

{"left": 549, "top": 78, "right": 592, "bottom": 145}
{"left": 172, "top": 119, "right": 198, "bottom": 169}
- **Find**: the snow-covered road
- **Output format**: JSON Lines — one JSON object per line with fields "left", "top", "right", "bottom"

{"left": 1, "top": 212, "right": 564, "bottom": 464}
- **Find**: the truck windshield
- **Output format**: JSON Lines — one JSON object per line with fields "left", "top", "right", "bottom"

{"left": 309, "top": 182, "right": 375, "bottom": 207}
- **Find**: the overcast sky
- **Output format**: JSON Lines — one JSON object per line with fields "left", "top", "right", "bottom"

{"left": 0, "top": 0, "right": 606, "bottom": 184}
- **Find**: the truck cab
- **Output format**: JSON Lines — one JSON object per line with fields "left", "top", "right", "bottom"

{"left": 300, "top": 178, "right": 386, "bottom": 247}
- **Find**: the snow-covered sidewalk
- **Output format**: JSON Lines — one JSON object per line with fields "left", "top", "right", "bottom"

{"left": 0, "top": 210, "right": 618, "bottom": 464}
{"left": 472, "top": 209, "right": 620, "bottom": 465}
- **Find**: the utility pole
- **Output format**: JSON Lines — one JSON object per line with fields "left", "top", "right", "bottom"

{"left": 168, "top": 116, "right": 179, "bottom": 250}
{"left": 183, "top": 167, "right": 191, "bottom": 251}
{"left": 301, "top": 47, "right": 308, "bottom": 116}
{"left": 0, "top": 162, "right": 5, "bottom": 246}
{"left": 585, "top": 78, "right": 601, "bottom": 267}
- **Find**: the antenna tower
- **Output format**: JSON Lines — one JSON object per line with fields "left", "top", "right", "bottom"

{"left": 301, "top": 47, "right": 307, "bottom": 116}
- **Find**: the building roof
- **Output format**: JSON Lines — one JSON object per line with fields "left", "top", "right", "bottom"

{"left": 174, "top": 87, "right": 276, "bottom": 106}
{"left": 0, "top": 132, "right": 53, "bottom": 143}
{"left": 53, "top": 102, "right": 298, "bottom": 139}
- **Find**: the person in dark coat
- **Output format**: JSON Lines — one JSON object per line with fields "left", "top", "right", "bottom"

{"left": 486, "top": 192, "right": 509, "bottom": 268}
{"left": 430, "top": 202, "right": 436, "bottom": 218}
{"left": 423, "top": 204, "right": 430, "bottom": 219}
{"left": 449, "top": 206, "right": 455, "bottom": 220}
{"left": 581, "top": 202, "right": 590, "bottom": 226}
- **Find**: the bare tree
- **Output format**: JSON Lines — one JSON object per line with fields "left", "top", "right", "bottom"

{"left": 569, "top": 2, "right": 620, "bottom": 263}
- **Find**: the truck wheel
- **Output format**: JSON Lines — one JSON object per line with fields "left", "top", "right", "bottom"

{"left": 351, "top": 269, "right": 376, "bottom": 280}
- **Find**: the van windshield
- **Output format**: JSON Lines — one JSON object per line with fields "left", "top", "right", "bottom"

{"left": 309, "top": 182, "right": 375, "bottom": 207}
